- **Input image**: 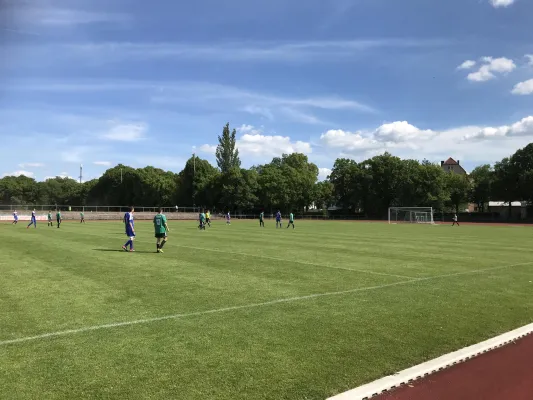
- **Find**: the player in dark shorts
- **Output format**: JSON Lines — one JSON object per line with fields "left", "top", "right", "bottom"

{"left": 154, "top": 208, "right": 169, "bottom": 253}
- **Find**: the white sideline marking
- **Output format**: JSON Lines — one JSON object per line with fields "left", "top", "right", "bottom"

{"left": 328, "top": 322, "right": 533, "bottom": 400}
{"left": 1, "top": 261, "right": 531, "bottom": 347}
{"left": 176, "top": 244, "right": 417, "bottom": 280}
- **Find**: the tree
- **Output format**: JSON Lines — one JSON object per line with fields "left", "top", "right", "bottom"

{"left": 313, "top": 181, "right": 334, "bottom": 210}
{"left": 446, "top": 173, "right": 470, "bottom": 213}
{"left": 329, "top": 158, "right": 360, "bottom": 210}
{"left": 177, "top": 156, "right": 219, "bottom": 207}
{"left": 469, "top": 164, "right": 493, "bottom": 212}
{"left": 216, "top": 123, "right": 240, "bottom": 173}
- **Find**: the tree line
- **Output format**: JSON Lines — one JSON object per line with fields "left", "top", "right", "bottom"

{"left": 1, "top": 123, "right": 532, "bottom": 217}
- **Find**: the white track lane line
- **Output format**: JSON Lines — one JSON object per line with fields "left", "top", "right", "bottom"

{"left": 1, "top": 261, "right": 531, "bottom": 347}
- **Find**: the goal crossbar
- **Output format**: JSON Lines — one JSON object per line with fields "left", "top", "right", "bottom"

{"left": 388, "top": 207, "right": 435, "bottom": 224}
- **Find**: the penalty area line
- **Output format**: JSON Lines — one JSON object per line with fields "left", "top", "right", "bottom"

{"left": 1, "top": 260, "right": 532, "bottom": 347}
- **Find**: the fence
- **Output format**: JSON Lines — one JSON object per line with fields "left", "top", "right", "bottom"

{"left": 0, "top": 205, "right": 200, "bottom": 213}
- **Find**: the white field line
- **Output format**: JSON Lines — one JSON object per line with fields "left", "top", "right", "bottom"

{"left": 80, "top": 229, "right": 416, "bottom": 279}
{"left": 175, "top": 244, "right": 417, "bottom": 280}
{"left": 328, "top": 322, "right": 533, "bottom": 400}
{"left": 1, "top": 261, "right": 532, "bottom": 347}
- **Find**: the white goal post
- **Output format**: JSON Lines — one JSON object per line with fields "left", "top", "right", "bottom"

{"left": 388, "top": 207, "right": 435, "bottom": 224}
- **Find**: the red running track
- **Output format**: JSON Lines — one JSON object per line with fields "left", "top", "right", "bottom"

{"left": 375, "top": 334, "right": 533, "bottom": 400}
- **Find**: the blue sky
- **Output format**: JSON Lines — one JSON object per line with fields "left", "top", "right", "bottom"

{"left": 1, "top": 0, "right": 533, "bottom": 181}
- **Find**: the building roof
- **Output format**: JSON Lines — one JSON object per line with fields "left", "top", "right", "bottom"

{"left": 443, "top": 157, "right": 459, "bottom": 165}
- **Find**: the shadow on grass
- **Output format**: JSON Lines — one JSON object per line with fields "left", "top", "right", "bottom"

{"left": 93, "top": 249, "right": 155, "bottom": 254}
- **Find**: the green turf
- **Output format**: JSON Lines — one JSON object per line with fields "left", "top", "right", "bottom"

{"left": 1, "top": 220, "right": 532, "bottom": 399}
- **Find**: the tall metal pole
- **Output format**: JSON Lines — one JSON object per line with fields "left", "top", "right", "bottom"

{"left": 192, "top": 153, "right": 196, "bottom": 211}
{"left": 79, "top": 164, "right": 83, "bottom": 184}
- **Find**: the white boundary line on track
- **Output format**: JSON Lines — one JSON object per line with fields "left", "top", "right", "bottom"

{"left": 1, "top": 261, "right": 531, "bottom": 347}
{"left": 327, "top": 322, "right": 533, "bottom": 400}
{"left": 175, "top": 244, "right": 417, "bottom": 280}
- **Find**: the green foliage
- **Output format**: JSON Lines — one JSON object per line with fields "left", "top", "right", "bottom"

{"left": 216, "top": 123, "right": 241, "bottom": 173}
{"left": 445, "top": 173, "right": 470, "bottom": 213}
{"left": 3, "top": 127, "right": 533, "bottom": 217}
{"left": 469, "top": 164, "right": 493, "bottom": 211}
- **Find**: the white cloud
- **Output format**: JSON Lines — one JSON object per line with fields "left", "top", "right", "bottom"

{"left": 318, "top": 168, "right": 332, "bottom": 181}
{"left": 320, "top": 121, "right": 434, "bottom": 154}
{"left": 320, "top": 116, "right": 533, "bottom": 164}
{"left": 527, "top": 55, "right": 533, "bottom": 66}
{"left": 279, "top": 107, "right": 327, "bottom": 125}
{"left": 236, "top": 124, "right": 259, "bottom": 134}
{"left": 198, "top": 144, "right": 217, "bottom": 155}
{"left": 13, "top": 5, "right": 129, "bottom": 27}
{"left": 511, "top": 79, "right": 533, "bottom": 95}
{"left": 9, "top": 79, "right": 375, "bottom": 117}
{"left": 457, "top": 60, "right": 476, "bottom": 70}
{"left": 320, "top": 129, "right": 379, "bottom": 152}
{"left": 466, "top": 57, "right": 516, "bottom": 82}
{"left": 93, "top": 161, "right": 112, "bottom": 166}
{"left": 199, "top": 125, "right": 312, "bottom": 160}
{"left": 18, "top": 162, "right": 44, "bottom": 168}
{"left": 37, "top": 38, "right": 448, "bottom": 64}
{"left": 489, "top": 0, "right": 515, "bottom": 7}
{"left": 373, "top": 121, "right": 436, "bottom": 142}
{"left": 463, "top": 116, "right": 533, "bottom": 140}
{"left": 101, "top": 122, "right": 147, "bottom": 142}
{"left": 242, "top": 105, "right": 274, "bottom": 120}
{"left": 238, "top": 133, "right": 312, "bottom": 157}
{"left": 1, "top": 170, "right": 34, "bottom": 178}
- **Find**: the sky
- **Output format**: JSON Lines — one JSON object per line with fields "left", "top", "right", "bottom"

{"left": 1, "top": 0, "right": 532, "bottom": 182}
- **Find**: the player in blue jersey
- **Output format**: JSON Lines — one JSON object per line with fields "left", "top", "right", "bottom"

{"left": 26, "top": 209, "right": 37, "bottom": 229}
{"left": 259, "top": 211, "right": 265, "bottom": 227}
{"left": 122, "top": 207, "right": 136, "bottom": 252}
{"left": 226, "top": 211, "right": 231, "bottom": 225}
{"left": 12, "top": 210, "right": 18, "bottom": 225}
{"left": 275, "top": 210, "right": 282, "bottom": 228}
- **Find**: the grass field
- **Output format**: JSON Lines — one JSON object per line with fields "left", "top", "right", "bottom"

{"left": 1, "top": 219, "right": 533, "bottom": 400}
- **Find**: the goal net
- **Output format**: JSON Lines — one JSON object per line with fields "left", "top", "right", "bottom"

{"left": 388, "top": 207, "right": 435, "bottom": 224}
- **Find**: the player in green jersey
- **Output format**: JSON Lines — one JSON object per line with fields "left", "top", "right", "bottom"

{"left": 154, "top": 208, "right": 170, "bottom": 253}
{"left": 80, "top": 211, "right": 85, "bottom": 223}
{"left": 287, "top": 212, "right": 295, "bottom": 229}
{"left": 198, "top": 209, "right": 206, "bottom": 230}
{"left": 47, "top": 211, "right": 53, "bottom": 227}
{"left": 56, "top": 210, "right": 62, "bottom": 228}
{"left": 259, "top": 211, "right": 265, "bottom": 227}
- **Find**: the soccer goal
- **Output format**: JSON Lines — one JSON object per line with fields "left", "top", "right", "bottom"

{"left": 388, "top": 207, "right": 435, "bottom": 224}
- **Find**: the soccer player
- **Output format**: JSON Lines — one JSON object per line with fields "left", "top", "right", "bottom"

{"left": 122, "top": 207, "right": 135, "bottom": 252}
{"left": 154, "top": 208, "right": 169, "bottom": 253}
{"left": 205, "top": 210, "right": 211, "bottom": 227}
{"left": 452, "top": 214, "right": 459, "bottom": 226}
{"left": 275, "top": 210, "right": 282, "bottom": 228}
{"left": 259, "top": 210, "right": 265, "bottom": 227}
{"left": 287, "top": 212, "right": 295, "bottom": 229}
{"left": 12, "top": 210, "right": 18, "bottom": 225}
{"left": 198, "top": 209, "right": 206, "bottom": 230}
{"left": 26, "top": 209, "right": 37, "bottom": 229}
{"left": 47, "top": 210, "right": 53, "bottom": 227}
{"left": 226, "top": 211, "right": 231, "bottom": 225}
{"left": 80, "top": 211, "right": 85, "bottom": 223}
{"left": 56, "top": 210, "right": 62, "bottom": 228}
